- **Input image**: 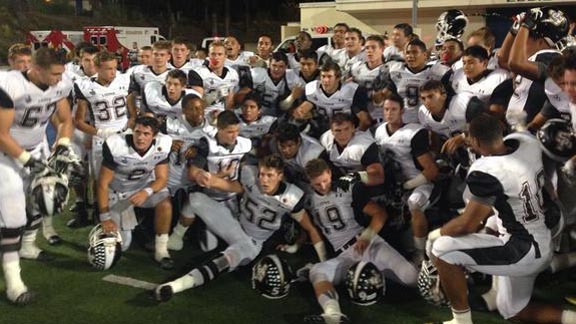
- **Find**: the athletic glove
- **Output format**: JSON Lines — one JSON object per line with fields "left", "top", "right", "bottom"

{"left": 335, "top": 173, "right": 361, "bottom": 192}
{"left": 522, "top": 8, "right": 543, "bottom": 31}
{"left": 510, "top": 12, "right": 525, "bottom": 35}
{"left": 24, "top": 157, "right": 49, "bottom": 176}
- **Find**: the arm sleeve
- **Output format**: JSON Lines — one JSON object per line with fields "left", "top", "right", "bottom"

{"left": 466, "top": 170, "right": 502, "bottom": 206}
{"left": 187, "top": 70, "right": 204, "bottom": 88}
{"left": 351, "top": 86, "right": 369, "bottom": 115}
{"left": 410, "top": 129, "right": 430, "bottom": 158}
{"left": 360, "top": 143, "right": 380, "bottom": 166}
{"left": 101, "top": 142, "right": 118, "bottom": 170}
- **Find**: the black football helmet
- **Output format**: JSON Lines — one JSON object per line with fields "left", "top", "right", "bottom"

{"left": 537, "top": 118, "right": 576, "bottom": 162}
{"left": 251, "top": 254, "right": 293, "bottom": 299}
{"left": 29, "top": 170, "right": 69, "bottom": 217}
{"left": 435, "top": 9, "right": 468, "bottom": 43}
{"left": 418, "top": 260, "right": 449, "bottom": 307}
{"left": 531, "top": 7, "right": 569, "bottom": 48}
{"left": 345, "top": 261, "right": 385, "bottom": 306}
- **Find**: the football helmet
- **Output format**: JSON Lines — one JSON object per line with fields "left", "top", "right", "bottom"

{"left": 532, "top": 7, "right": 569, "bottom": 48}
{"left": 345, "top": 261, "right": 385, "bottom": 306}
{"left": 29, "top": 169, "right": 69, "bottom": 217}
{"left": 418, "top": 260, "right": 449, "bottom": 307}
{"left": 87, "top": 224, "right": 123, "bottom": 271}
{"left": 435, "top": 9, "right": 468, "bottom": 43}
{"left": 537, "top": 118, "right": 576, "bottom": 162}
{"left": 251, "top": 254, "right": 293, "bottom": 299}
{"left": 48, "top": 148, "right": 84, "bottom": 185}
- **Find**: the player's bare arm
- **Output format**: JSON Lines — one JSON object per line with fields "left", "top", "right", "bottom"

{"left": 52, "top": 97, "right": 75, "bottom": 140}
{"left": 130, "top": 162, "right": 169, "bottom": 206}
{"left": 97, "top": 165, "right": 117, "bottom": 232}
{"left": 75, "top": 98, "right": 98, "bottom": 135}
{"left": 439, "top": 199, "right": 493, "bottom": 237}
{"left": 356, "top": 200, "right": 387, "bottom": 254}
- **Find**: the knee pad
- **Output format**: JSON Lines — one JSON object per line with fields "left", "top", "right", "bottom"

{"left": 0, "top": 227, "right": 25, "bottom": 252}
{"left": 227, "top": 239, "right": 261, "bottom": 269}
{"left": 407, "top": 192, "right": 429, "bottom": 211}
{"left": 309, "top": 263, "right": 330, "bottom": 284}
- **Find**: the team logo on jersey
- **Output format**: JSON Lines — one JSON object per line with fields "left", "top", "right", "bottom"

{"left": 90, "top": 89, "right": 96, "bottom": 96}
{"left": 25, "top": 95, "right": 32, "bottom": 103}
{"left": 121, "top": 157, "right": 128, "bottom": 164}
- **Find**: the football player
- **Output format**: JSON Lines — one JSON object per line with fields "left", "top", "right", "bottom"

{"left": 224, "top": 35, "right": 255, "bottom": 68}
{"left": 319, "top": 113, "right": 383, "bottom": 185}
{"left": 0, "top": 48, "right": 75, "bottom": 304}
{"left": 297, "top": 49, "right": 320, "bottom": 84}
{"left": 7, "top": 43, "right": 32, "bottom": 72}
{"left": 188, "top": 41, "right": 239, "bottom": 118}
{"left": 142, "top": 69, "right": 201, "bottom": 119}
{"left": 292, "top": 61, "right": 372, "bottom": 132}
{"left": 375, "top": 38, "right": 451, "bottom": 124}
{"left": 167, "top": 110, "right": 251, "bottom": 251}
{"left": 237, "top": 92, "right": 277, "bottom": 163}
{"left": 250, "top": 34, "right": 274, "bottom": 68}
{"left": 303, "top": 158, "right": 418, "bottom": 324}
{"left": 168, "top": 37, "right": 204, "bottom": 75}
{"left": 317, "top": 22, "right": 349, "bottom": 65}
{"left": 156, "top": 154, "right": 326, "bottom": 302}
{"left": 427, "top": 114, "right": 576, "bottom": 324}
{"left": 374, "top": 93, "right": 439, "bottom": 265}
{"left": 127, "top": 40, "right": 173, "bottom": 123}
{"left": 97, "top": 116, "right": 174, "bottom": 269}
{"left": 440, "top": 38, "right": 464, "bottom": 70}
{"left": 74, "top": 51, "right": 131, "bottom": 227}
{"left": 466, "top": 27, "right": 500, "bottom": 70}
{"left": 288, "top": 31, "right": 313, "bottom": 70}
{"left": 383, "top": 23, "right": 413, "bottom": 63}
{"left": 497, "top": 7, "right": 568, "bottom": 126}
{"left": 451, "top": 45, "right": 509, "bottom": 103}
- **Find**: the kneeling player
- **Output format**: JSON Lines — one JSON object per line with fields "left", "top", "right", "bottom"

{"left": 97, "top": 116, "right": 174, "bottom": 269}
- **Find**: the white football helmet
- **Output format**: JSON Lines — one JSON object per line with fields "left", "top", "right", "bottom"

{"left": 418, "top": 260, "right": 450, "bottom": 307}
{"left": 29, "top": 170, "right": 69, "bottom": 217}
{"left": 87, "top": 224, "right": 123, "bottom": 271}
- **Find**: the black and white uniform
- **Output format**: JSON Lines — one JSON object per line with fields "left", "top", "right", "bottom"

{"left": 74, "top": 73, "right": 131, "bottom": 177}
{"left": 451, "top": 68, "right": 510, "bottom": 103}
{"left": 540, "top": 77, "right": 573, "bottom": 122}
{"left": 142, "top": 81, "right": 202, "bottom": 119}
{"left": 387, "top": 61, "right": 451, "bottom": 123}
{"left": 506, "top": 49, "right": 560, "bottom": 125}
{"left": 350, "top": 61, "right": 389, "bottom": 123}
{"left": 0, "top": 71, "right": 72, "bottom": 228}
{"left": 432, "top": 133, "right": 552, "bottom": 319}
{"left": 238, "top": 114, "right": 277, "bottom": 161}
{"left": 275, "top": 134, "right": 326, "bottom": 192}
{"left": 164, "top": 116, "right": 217, "bottom": 194}
{"left": 188, "top": 66, "right": 239, "bottom": 117}
{"left": 225, "top": 51, "right": 255, "bottom": 69}
{"left": 375, "top": 123, "right": 433, "bottom": 210}
{"left": 248, "top": 67, "right": 303, "bottom": 116}
{"left": 308, "top": 182, "right": 418, "bottom": 288}
{"left": 383, "top": 45, "right": 404, "bottom": 63}
{"left": 100, "top": 133, "right": 172, "bottom": 230}
{"left": 331, "top": 50, "right": 365, "bottom": 77}
{"left": 181, "top": 164, "right": 305, "bottom": 270}
{"left": 418, "top": 93, "right": 473, "bottom": 139}
{"left": 65, "top": 63, "right": 94, "bottom": 159}
{"left": 320, "top": 130, "right": 379, "bottom": 176}
{"left": 128, "top": 65, "right": 172, "bottom": 112}
{"left": 168, "top": 59, "right": 205, "bottom": 76}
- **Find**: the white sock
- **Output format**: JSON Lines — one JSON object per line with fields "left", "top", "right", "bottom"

{"left": 42, "top": 216, "right": 58, "bottom": 239}
{"left": 3, "top": 259, "right": 27, "bottom": 301}
{"left": 172, "top": 222, "right": 188, "bottom": 238}
{"left": 562, "top": 310, "right": 576, "bottom": 324}
{"left": 444, "top": 308, "right": 472, "bottom": 324}
{"left": 318, "top": 289, "right": 341, "bottom": 316}
{"left": 155, "top": 234, "right": 170, "bottom": 261}
{"left": 167, "top": 274, "right": 196, "bottom": 293}
{"left": 20, "top": 230, "right": 41, "bottom": 259}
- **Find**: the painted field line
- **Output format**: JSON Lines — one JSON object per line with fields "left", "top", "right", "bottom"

{"left": 102, "top": 274, "right": 157, "bottom": 290}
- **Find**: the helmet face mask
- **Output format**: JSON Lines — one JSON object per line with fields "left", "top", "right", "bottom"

{"left": 29, "top": 170, "right": 69, "bottom": 217}
{"left": 251, "top": 254, "right": 293, "bottom": 299}
{"left": 537, "top": 118, "right": 576, "bottom": 162}
{"left": 531, "top": 7, "right": 569, "bottom": 48}
{"left": 418, "top": 260, "right": 450, "bottom": 307}
{"left": 435, "top": 10, "right": 468, "bottom": 44}
{"left": 345, "top": 261, "right": 385, "bottom": 306}
{"left": 87, "top": 224, "right": 123, "bottom": 271}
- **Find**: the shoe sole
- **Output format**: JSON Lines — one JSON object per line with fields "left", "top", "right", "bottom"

{"left": 155, "top": 285, "right": 173, "bottom": 302}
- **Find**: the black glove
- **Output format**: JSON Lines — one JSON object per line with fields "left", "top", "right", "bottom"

{"left": 335, "top": 173, "right": 361, "bottom": 192}
{"left": 522, "top": 8, "right": 543, "bottom": 31}
{"left": 53, "top": 144, "right": 72, "bottom": 158}
{"left": 24, "top": 157, "right": 48, "bottom": 175}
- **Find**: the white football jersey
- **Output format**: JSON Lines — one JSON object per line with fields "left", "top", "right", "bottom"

{"left": 331, "top": 50, "right": 365, "bottom": 77}
{"left": 74, "top": 73, "right": 131, "bottom": 131}
{"left": 388, "top": 61, "right": 450, "bottom": 123}
{"left": 0, "top": 70, "right": 73, "bottom": 150}
{"left": 350, "top": 61, "right": 389, "bottom": 122}
{"left": 129, "top": 65, "right": 172, "bottom": 111}
{"left": 465, "top": 132, "right": 550, "bottom": 244}
{"left": 239, "top": 114, "right": 276, "bottom": 143}
{"left": 451, "top": 68, "right": 509, "bottom": 103}
{"left": 202, "top": 134, "right": 252, "bottom": 201}
{"left": 142, "top": 81, "right": 202, "bottom": 118}
{"left": 250, "top": 67, "right": 302, "bottom": 116}
{"left": 189, "top": 66, "right": 239, "bottom": 115}
{"left": 165, "top": 116, "right": 217, "bottom": 193}
{"left": 374, "top": 123, "right": 427, "bottom": 179}
{"left": 168, "top": 59, "right": 205, "bottom": 76}
{"left": 383, "top": 46, "right": 404, "bottom": 62}
{"left": 239, "top": 165, "right": 305, "bottom": 242}
{"left": 309, "top": 185, "right": 364, "bottom": 251}
{"left": 225, "top": 51, "right": 255, "bottom": 68}
{"left": 276, "top": 134, "right": 325, "bottom": 190}
{"left": 544, "top": 77, "right": 572, "bottom": 119}
{"left": 320, "top": 130, "right": 375, "bottom": 174}
{"left": 103, "top": 132, "right": 172, "bottom": 193}
{"left": 507, "top": 49, "right": 560, "bottom": 124}
{"left": 305, "top": 80, "right": 363, "bottom": 120}
{"left": 418, "top": 93, "right": 472, "bottom": 138}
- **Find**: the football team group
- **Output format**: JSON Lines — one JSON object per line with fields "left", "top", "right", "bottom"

{"left": 1, "top": 6, "right": 576, "bottom": 324}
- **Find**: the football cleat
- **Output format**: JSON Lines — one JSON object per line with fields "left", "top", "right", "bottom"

{"left": 10, "top": 291, "right": 36, "bottom": 306}
{"left": 154, "top": 284, "right": 174, "bottom": 302}
{"left": 303, "top": 313, "right": 350, "bottom": 324}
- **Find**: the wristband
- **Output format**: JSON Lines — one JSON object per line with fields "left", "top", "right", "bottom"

{"left": 143, "top": 187, "right": 154, "bottom": 196}
{"left": 17, "top": 150, "right": 31, "bottom": 165}
{"left": 313, "top": 241, "right": 327, "bottom": 262}
{"left": 57, "top": 137, "right": 71, "bottom": 146}
{"left": 428, "top": 228, "right": 442, "bottom": 241}
{"left": 359, "top": 227, "right": 376, "bottom": 242}
{"left": 357, "top": 171, "right": 369, "bottom": 184}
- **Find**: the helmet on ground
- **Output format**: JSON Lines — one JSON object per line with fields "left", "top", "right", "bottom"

{"left": 251, "top": 254, "right": 293, "bottom": 299}
{"left": 345, "top": 261, "right": 385, "bottom": 306}
{"left": 418, "top": 260, "right": 449, "bottom": 307}
{"left": 87, "top": 224, "right": 123, "bottom": 271}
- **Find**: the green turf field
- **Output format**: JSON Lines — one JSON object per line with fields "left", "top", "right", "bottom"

{"left": 1, "top": 208, "right": 575, "bottom": 324}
